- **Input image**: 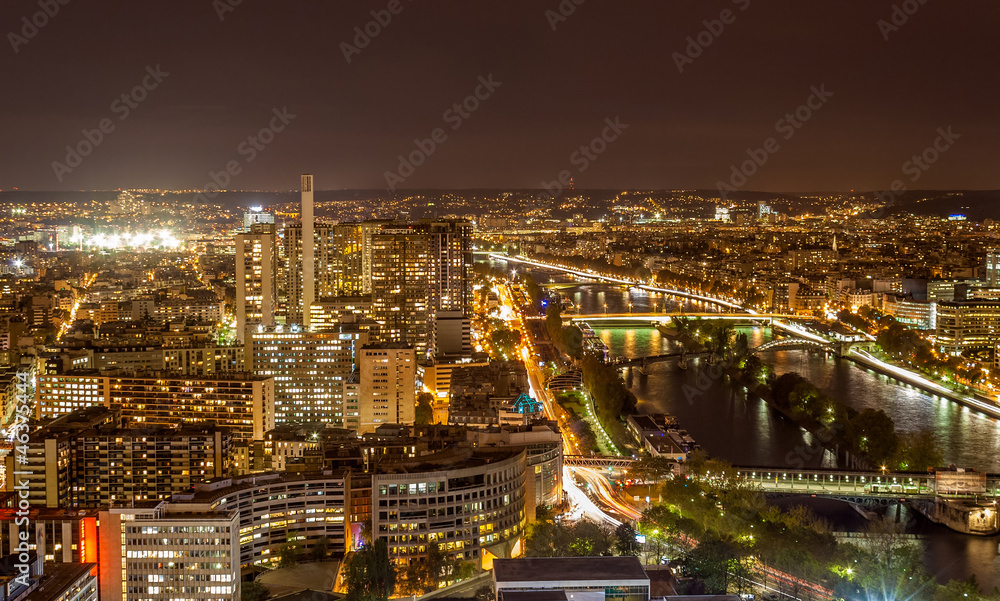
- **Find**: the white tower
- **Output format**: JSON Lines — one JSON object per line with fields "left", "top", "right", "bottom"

{"left": 301, "top": 174, "right": 315, "bottom": 328}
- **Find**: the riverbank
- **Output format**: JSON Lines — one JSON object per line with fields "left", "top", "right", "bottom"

{"left": 844, "top": 348, "right": 1000, "bottom": 420}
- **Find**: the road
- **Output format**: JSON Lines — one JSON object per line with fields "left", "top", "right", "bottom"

{"left": 494, "top": 282, "right": 641, "bottom": 526}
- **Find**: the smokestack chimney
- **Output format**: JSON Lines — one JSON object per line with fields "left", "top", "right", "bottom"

{"left": 301, "top": 174, "right": 314, "bottom": 328}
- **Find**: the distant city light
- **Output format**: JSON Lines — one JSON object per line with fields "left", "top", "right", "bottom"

{"left": 70, "top": 229, "right": 182, "bottom": 250}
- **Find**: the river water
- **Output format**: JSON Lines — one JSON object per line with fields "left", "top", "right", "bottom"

{"left": 531, "top": 271, "right": 1000, "bottom": 588}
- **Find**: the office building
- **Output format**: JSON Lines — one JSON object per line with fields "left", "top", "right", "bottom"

{"left": 99, "top": 504, "right": 240, "bottom": 601}
{"left": 372, "top": 446, "right": 526, "bottom": 569}
{"left": 169, "top": 469, "right": 351, "bottom": 565}
{"left": 358, "top": 344, "right": 416, "bottom": 434}
{"left": 247, "top": 326, "right": 368, "bottom": 426}
{"left": 466, "top": 424, "right": 563, "bottom": 514}
{"left": 236, "top": 223, "right": 278, "bottom": 342}
{"left": 882, "top": 294, "right": 936, "bottom": 330}
{"left": 936, "top": 300, "right": 1000, "bottom": 356}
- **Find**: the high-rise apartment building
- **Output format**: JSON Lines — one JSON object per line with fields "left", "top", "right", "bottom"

{"left": 358, "top": 344, "right": 416, "bottom": 433}
{"left": 987, "top": 248, "right": 1000, "bottom": 286}
{"left": 285, "top": 222, "right": 368, "bottom": 325}
{"left": 236, "top": 223, "right": 278, "bottom": 343}
{"left": 35, "top": 371, "right": 273, "bottom": 440}
{"left": 9, "top": 407, "right": 231, "bottom": 508}
{"left": 369, "top": 221, "right": 472, "bottom": 356}
{"left": 301, "top": 174, "right": 315, "bottom": 328}
{"left": 247, "top": 326, "right": 369, "bottom": 426}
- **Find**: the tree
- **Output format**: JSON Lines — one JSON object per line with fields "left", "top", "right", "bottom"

{"left": 628, "top": 455, "right": 674, "bottom": 483}
{"left": 242, "top": 580, "right": 270, "bottom": 601}
{"left": 848, "top": 408, "right": 899, "bottom": 466}
{"left": 474, "top": 585, "right": 494, "bottom": 601}
{"left": 345, "top": 539, "right": 397, "bottom": 601}
{"left": 893, "top": 429, "right": 942, "bottom": 472}
{"left": 851, "top": 516, "right": 927, "bottom": 601}
{"left": 311, "top": 536, "right": 329, "bottom": 561}
{"left": 415, "top": 392, "right": 434, "bottom": 425}
{"left": 277, "top": 532, "right": 299, "bottom": 568}
{"left": 934, "top": 576, "right": 987, "bottom": 601}
{"left": 680, "top": 538, "right": 739, "bottom": 594}
{"left": 614, "top": 522, "right": 638, "bottom": 556}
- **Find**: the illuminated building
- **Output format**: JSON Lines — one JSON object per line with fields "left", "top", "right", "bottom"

{"left": 243, "top": 208, "right": 274, "bottom": 230}
{"left": 99, "top": 470, "right": 350, "bottom": 601}
{"left": 247, "top": 326, "right": 368, "bottom": 426}
{"left": 236, "top": 223, "right": 278, "bottom": 343}
{"left": 35, "top": 372, "right": 273, "bottom": 441}
{"left": 936, "top": 300, "right": 1000, "bottom": 356}
{"left": 99, "top": 504, "right": 240, "bottom": 601}
{"left": 301, "top": 174, "right": 315, "bottom": 328}
{"left": 8, "top": 407, "right": 231, "bottom": 508}
{"left": 372, "top": 446, "right": 526, "bottom": 569}
{"left": 987, "top": 248, "right": 1000, "bottom": 286}
{"left": 169, "top": 469, "right": 351, "bottom": 565}
{"left": 358, "top": 344, "right": 416, "bottom": 434}
{"left": 308, "top": 297, "right": 373, "bottom": 330}
{"left": 0, "top": 508, "right": 100, "bottom": 564}
{"left": 285, "top": 222, "right": 368, "bottom": 326}
{"left": 882, "top": 294, "right": 936, "bottom": 330}
{"left": 465, "top": 424, "right": 563, "bottom": 513}
{"left": 493, "top": 556, "right": 651, "bottom": 601}
{"left": 369, "top": 221, "right": 473, "bottom": 357}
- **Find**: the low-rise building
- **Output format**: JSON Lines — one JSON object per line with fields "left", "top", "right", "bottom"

{"left": 493, "top": 556, "right": 651, "bottom": 601}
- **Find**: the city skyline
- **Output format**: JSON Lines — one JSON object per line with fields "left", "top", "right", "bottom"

{"left": 6, "top": 3, "right": 1000, "bottom": 600}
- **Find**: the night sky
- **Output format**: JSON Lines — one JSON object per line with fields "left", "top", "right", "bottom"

{"left": 1, "top": 1, "right": 997, "bottom": 192}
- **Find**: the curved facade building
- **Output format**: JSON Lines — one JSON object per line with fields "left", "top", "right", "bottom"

{"left": 169, "top": 469, "right": 350, "bottom": 567}
{"left": 373, "top": 447, "right": 527, "bottom": 568}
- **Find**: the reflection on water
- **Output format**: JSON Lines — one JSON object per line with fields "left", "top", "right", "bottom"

{"left": 594, "top": 324, "right": 1000, "bottom": 588}
{"left": 510, "top": 268, "right": 1000, "bottom": 587}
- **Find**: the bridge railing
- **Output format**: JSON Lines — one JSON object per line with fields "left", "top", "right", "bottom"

{"left": 731, "top": 468, "right": 939, "bottom": 496}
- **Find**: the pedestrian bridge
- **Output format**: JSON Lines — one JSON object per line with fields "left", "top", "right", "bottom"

{"left": 565, "top": 455, "right": 635, "bottom": 469}
{"left": 729, "top": 467, "right": 1000, "bottom": 501}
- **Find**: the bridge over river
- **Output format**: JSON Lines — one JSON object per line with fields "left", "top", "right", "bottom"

{"left": 566, "top": 456, "right": 1000, "bottom": 534}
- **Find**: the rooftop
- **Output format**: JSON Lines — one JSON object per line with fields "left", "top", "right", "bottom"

{"left": 493, "top": 556, "right": 649, "bottom": 584}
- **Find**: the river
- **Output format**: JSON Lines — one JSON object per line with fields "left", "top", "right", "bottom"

{"left": 529, "top": 271, "right": 1000, "bottom": 588}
